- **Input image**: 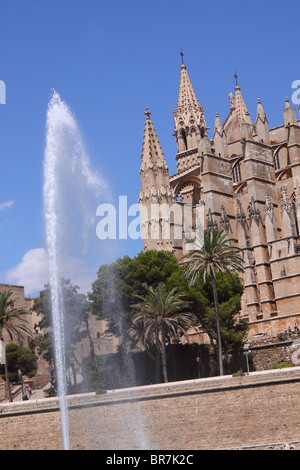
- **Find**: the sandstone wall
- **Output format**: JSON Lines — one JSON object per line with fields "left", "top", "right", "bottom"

{"left": 1, "top": 367, "right": 300, "bottom": 450}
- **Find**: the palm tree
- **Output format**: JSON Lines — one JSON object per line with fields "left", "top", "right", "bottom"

{"left": 0, "top": 290, "right": 33, "bottom": 401}
{"left": 131, "top": 283, "right": 196, "bottom": 383}
{"left": 182, "top": 228, "right": 244, "bottom": 376}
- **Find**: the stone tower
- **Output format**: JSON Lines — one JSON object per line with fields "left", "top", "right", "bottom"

{"left": 139, "top": 108, "right": 176, "bottom": 251}
{"left": 139, "top": 59, "right": 300, "bottom": 335}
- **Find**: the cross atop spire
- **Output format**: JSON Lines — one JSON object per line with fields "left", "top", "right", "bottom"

{"left": 180, "top": 49, "right": 184, "bottom": 65}
{"left": 144, "top": 107, "right": 151, "bottom": 119}
{"left": 234, "top": 69, "right": 238, "bottom": 87}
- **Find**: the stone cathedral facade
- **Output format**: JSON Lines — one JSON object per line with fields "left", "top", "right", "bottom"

{"left": 139, "top": 59, "right": 300, "bottom": 335}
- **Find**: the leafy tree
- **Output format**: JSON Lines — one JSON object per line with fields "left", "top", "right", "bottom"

{"left": 131, "top": 283, "right": 197, "bottom": 382}
{"left": 0, "top": 342, "right": 37, "bottom": 383}
{"left": 88, "top": 251, "right": 196, "bottom": 381}
{"left": 89, "top": 248, "right": 247, "bottom": 381}
{"left": 88, "top": 251, "right": 186, "bottom": 342}
{"left": 183, "top": 228, "right": 244, "bottom": 376}
{"left": 0, "top": 289, "right": 33, "bottom": 401}
{"left": 33, "top": 279, "right": 97, "bottom": 387}
{"left": 203, "top": 293, "right": 248, "bottom": 359}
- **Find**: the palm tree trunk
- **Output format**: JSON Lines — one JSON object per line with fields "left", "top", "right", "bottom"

{"left": 2, "top": 340, "right": 13, "bottom": 402}
{"left": 154, "top": 350, "right": 161, "bottom": 384}
{"left": 160, "top": 323, "right": 168, "bottom": 383}
{"left": 211, "top": 270, "right": 224, "bottom": 376}
{"left": 0, "top": 330, "right": 12, "bottom": 402}
{"left": 85, "top": 318, "right": 101, "bottom": 379}
{"left": 144, "top": 348, "right": 161, "bottom": 383}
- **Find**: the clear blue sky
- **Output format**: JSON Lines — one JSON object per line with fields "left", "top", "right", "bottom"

{"left": 0, "top": 0, "right": 299, "bottom": 296}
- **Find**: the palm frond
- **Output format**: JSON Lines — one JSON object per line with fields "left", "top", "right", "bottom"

{"left": 131, "top": 282, "right": 197, "bottom": 350}
{"left": 0, "top": 290, "right": 33, "bottom": 341}
{"left": 182, "top": 228, "right": 244, "bottom": 286}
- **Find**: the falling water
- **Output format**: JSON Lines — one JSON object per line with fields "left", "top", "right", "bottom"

{"left": 43, "top": 90, "right": 108, "bottom": 449}
{"left": 43, "top": 90, "right": 148, "bottom": 450}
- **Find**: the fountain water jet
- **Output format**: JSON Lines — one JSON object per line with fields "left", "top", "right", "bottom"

{"left": 43, "top": 90, "right": 108, "bottom": 449}
{"left": 43, "top": 91, "right": 148, "bottom": 450}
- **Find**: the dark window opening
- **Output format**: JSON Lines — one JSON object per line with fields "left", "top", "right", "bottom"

{"left": 233, "top": 162, "right": 242, "bottom": 183}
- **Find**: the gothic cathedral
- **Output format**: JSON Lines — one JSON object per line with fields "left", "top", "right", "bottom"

{"left": 139, "top": 58, "right": 300, "bottom": 335}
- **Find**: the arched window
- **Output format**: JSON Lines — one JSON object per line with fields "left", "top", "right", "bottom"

{"left": 200, "top": 126, "right": 206, "bottom": 138}
{"left": 188, "top": 126, "right": 198, "bottom": 148}
{"left": 180, "top": 129, "right": 187, "bottom": 151}
{"left": 273, "top": 152, "right": 280, "bottom": 171}
{"left": 232, "top": 162, "right": 242, "bottom": 184}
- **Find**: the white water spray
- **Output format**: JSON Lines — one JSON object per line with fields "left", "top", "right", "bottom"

{"left": 43, "top": 91, "right": 108, "bottom": 449}
{"left": 43, "top": 90, "right": 148, "bottom": 450}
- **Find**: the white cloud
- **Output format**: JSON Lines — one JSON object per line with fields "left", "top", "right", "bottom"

{"left": 57, "top": 256, "right": 96, "bottom": 294}
{"left": 6, "top": 248, "right": 50, "bottom": 296}
{"left": 0, "top": 200, "right": 15, "bottom": 211}
{"left": 5, "top": 248, "right": 95, "bottom": 296}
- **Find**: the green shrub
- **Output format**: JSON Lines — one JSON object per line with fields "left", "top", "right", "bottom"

{"left": 277, "top": 333, "right": 285, "bottom": 341}
{"left": 0, "top": 343, "right": 37, "bottom": 382}
{"left": 270, "top": 362, "right": 293, "bottom": 369}
{"left": 232, "top": 369, "right": 246, "bottom": 377}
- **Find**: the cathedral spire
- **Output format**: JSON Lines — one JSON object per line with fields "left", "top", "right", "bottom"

{"left": 173, "top": 60, "right": 208, "bottom": 153}
{"left": 256, "top": 98, "right": 267, "bottom": 122}
{"left": 140, "top": 107, "right": 172, "bottom": 199}
{"left": 139, "top": 108, "right": 175, "bottom": 253}
{"left": 283, "top": 97, "right": 297, "bottom": 126}
{"left": 234, "top": 83, "right": 252, "bottom": 125}
{"left": 256, "top": 98, "right": 270, "bottom": 144}
{"left": 223, "top": 78, "right": 253, "bottom": 136}
{"left": 213, "top": 112, "right": 228, "bottom": 157}
{"left": 140, "top": 107, "right": 168, "bottom": 173}
{"left": 176, "top": 61, "right": 202, "bottom": 116}
{"left": 214, "top": 112, "right": 222, "bottom": 132}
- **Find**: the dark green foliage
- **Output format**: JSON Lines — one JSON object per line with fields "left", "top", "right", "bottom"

{"left": 89, "top": 250, "right": 205, "bottom": 336}
{"left": 131, "top": 282, "right": 197, "bottom": 382}
{"left": 88, "top": 249, "right": 248, "bottom": 369}
{"left": 0, "top": 290, "right": 33, "bottom": 341}
{"left": 183, "top": 228, "right": 245, "bottom": 375}
{"left": 82, "top": 343, "right": 211, "bottom": 391}
{"left": 0, "top": 342, "right": 37, "bottom": 383}
{"left": 33, "top": 279, "right": 90, "bottom": 366}
{"left": 83, "top": 348, "right": 154, "bottom": 391}
{"left": 32, "top": 249, "right": 248, "bottom": 387}
{"left": 88, "top": 251, "right": 185, "bottom": 331}
{"left": 270, "top": 362, "right": 293, "bottom": 369}
{"left": 202, "top": 283, "right": 248, "bottom": 352}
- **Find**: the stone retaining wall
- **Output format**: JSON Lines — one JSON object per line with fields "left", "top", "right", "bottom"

{"left": 1, "top": 367, "right": 300, "bottom": 450}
